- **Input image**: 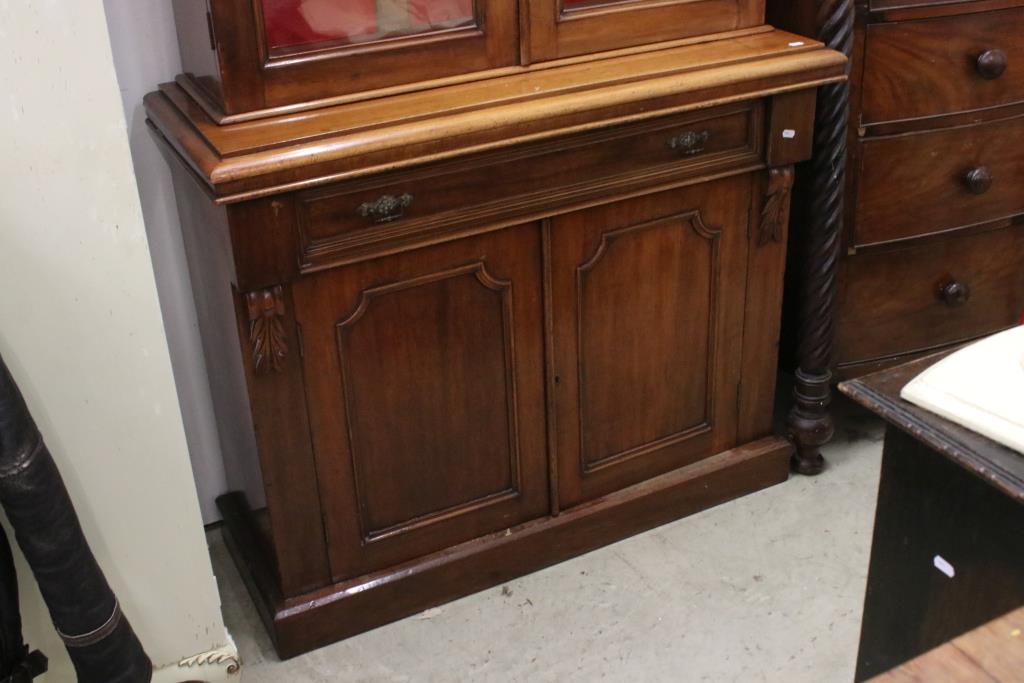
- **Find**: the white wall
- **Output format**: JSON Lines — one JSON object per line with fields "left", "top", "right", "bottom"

{"left": 0, "top": 2, "right": 228, "bottom": 678}
{"left": 103, "top": 0, "right": 229, "bottom": 524}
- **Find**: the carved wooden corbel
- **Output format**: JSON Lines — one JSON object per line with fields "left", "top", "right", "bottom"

{"left": 760, "top": 166, "right": 795, "bottom": 245}
{"left": 245, "top": 286, "right": 288, "bottom": 374}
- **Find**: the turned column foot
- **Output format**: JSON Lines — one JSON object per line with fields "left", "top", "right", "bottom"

{"left": 787, "top": 368, "right": 834, "bottom": 475}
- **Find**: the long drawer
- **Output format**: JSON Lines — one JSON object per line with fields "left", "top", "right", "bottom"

{"left": 862, "top": 7, "right": 1024, "bottom": 124}
{"left": 295, "top": 102, "right": 763, "bottom": 269}
{"left": 855, "top": 113, "right": 1024, "bottom": 246}
{"left": 836, "top": 225, "right": 1024, "bottom": 365}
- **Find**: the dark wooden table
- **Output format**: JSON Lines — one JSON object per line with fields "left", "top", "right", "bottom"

{"left": 839, "top": 352, "right": 1024, "bottom": 681}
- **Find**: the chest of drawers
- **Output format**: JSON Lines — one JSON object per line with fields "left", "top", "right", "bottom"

{"left": 771, "top": 0, "right": 1024, "bottom": 382}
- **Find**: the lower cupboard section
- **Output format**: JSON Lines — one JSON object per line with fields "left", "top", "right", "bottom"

{"left": 223, "top": 170, "right": 792, "bottom": 656}
{"left": 291, "top": 175, "right": 759, "bottom": 583}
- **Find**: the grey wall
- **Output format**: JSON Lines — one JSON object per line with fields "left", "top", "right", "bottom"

{"left": 103, "top": 0, "right": 228, "bottom": 523}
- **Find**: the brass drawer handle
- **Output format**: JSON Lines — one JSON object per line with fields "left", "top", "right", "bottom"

{"left": 976, "top": 49, "right": 1008, "bottom": 80}
{"left": 358, "top": 193, "right": 413, "bottom": 224}
{"left": 938, "top": 280, "right": 971, "bottom": 308}
{"left": 963, "top": 166, "right": 993, "bottom": 195}
{"left": 668, "top": 130, "right": 710, "bottom": 156}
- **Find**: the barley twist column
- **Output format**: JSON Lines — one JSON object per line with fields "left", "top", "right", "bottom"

{"left": 788, "top": 0, "right": 854, "bottom": 475}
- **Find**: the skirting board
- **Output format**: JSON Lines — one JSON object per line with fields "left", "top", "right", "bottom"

{"left": 151, "top": 634, "right": 241, "bottom": 683}
{"left": 219, "top": 435, "right": 792, "bottom": 658}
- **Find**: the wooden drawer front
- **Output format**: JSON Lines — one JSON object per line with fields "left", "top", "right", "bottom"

{"left": 297, "top": 103, "right": 761, "bottom": 268}
{"left": 836, "top": 226, "right": 1024, "bottom": 365}
{"left": 862, "top": 8, "right": 1024, "bottom": 124}
{"left": 855, "top": 114, "right": 1024, "bottom": 246}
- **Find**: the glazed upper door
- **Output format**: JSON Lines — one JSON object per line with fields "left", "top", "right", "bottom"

{"left": 528, "top": 0, "right": 765, "bottom": 61}
{"left": 293, "top": 224, "right": 549, "bottom": 581}
{"left": 198, "top": 0, "right": 518, "bottom": 115}
{"left": 549, "top": 175, "right": 752, "bottom": 508}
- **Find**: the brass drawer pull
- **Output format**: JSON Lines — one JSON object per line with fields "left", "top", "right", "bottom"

{"left": 938, "top": 280, "right": 971, "bottom": 308}
{"left": 668, "top": 130, "right": 710, "bottom": 156}
{"left": 358, "top": 193, "right": 413, "bottom": 224}
{"left": 963, "top": 166, "right": 993, "bottom": 195}
{"left": 976, "top": 49, "right": 1008, "bottom": 80}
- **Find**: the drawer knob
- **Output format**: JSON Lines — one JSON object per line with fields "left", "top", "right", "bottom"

{"left": 938, "top": 280, "right": 971, "bottom": 308}
{"left": 668, "top": 130, "right": 711, "bottom": 156}
{"left": 358, "top": 193, "right": 413, "bottom": 224}
{"left": 963, "top": 166, "right": 993, "bottom": 195}
{"left": 976, "top": 49, "right": 1008, "bottom": 80}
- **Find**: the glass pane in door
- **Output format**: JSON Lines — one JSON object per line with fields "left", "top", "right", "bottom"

{"left": 262, "top": 0, "right": 476, "bottom": 51}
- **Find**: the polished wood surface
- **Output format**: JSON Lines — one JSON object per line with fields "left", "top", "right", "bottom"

{"left": 841, "top": 355, "right": 1024, "bottom": 680}
{"left": 550, "top": 176, "right": 751, "bottom": 506}
{"left": 870, "top": 0, "right": 1023, "bottom": 21}
{"left": 147, "top": 29, "right": 843, "bottom": 202}
{"left": 166, "top": 162, "right": 333, "bottom": 597}
{"left": 837, "top": 224, "right": 1024, "bottom": 368}
{"left": 856, "top": 113, "right": 1024, "bottom": 246}
{"left": 861, "top": 7, "right": 1024, "bottom": 124}
{"left": 870, "top": 607, "right": 1024, "bottom": 682}
{"left": 529, "top": 0, "right": 763, "bottom": 62}
{"left": 174, "top": 0, "right": 773, "bottom": 118}
{"left": 295, "top": 225, "right": 550, "bottom": 580}
{"left": 772, "top": 0, "right": 1024, "bottom": 380}
{"left": 293, "top": 101, "right": 762, "bottom": 269}
{"left": 151, "top": 5, "right": 841, "bottom": 656}
{"left": 175, "top": 0, "right": 519, "bottom": 116}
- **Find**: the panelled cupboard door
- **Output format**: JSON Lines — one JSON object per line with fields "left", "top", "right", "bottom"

{"left": 294, "top": 225, "right": 549, "bottom": 581}
{"left": 549, "top": 176, "right": 752, "bottom": 508}
{"left": 528, "top": 0, "right": 764, "bottom": 62}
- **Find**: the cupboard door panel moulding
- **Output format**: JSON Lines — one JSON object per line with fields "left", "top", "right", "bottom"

{"left": 550, "top": 177, "right": 751, "bottom": 507}
{"left": 294, "top": 225, "right": 550, "bottom": 581}
{"left": 149, "top": 4, "right": 846, "bottom": 654}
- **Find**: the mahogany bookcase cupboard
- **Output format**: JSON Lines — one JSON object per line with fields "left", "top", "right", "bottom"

{"left": 148, "top": 0, "right": 845, "bottom": 656}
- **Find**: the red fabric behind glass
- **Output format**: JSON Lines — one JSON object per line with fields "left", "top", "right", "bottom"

{"left": 262, "top": 0, "right": 473, "bottom": 50}
{"left": 409, "top": 0, "right": 472, "bottom": 24}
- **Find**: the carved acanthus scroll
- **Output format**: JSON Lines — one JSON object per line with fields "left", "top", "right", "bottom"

{"left": 245, "top": 286, "right": 288, "bottom": 374}
{"left": 760, "top": 166, "right": 795, "bottom": 245}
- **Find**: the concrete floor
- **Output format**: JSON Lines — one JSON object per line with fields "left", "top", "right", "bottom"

{"left": 209, "top": 396, "right": 884, "bottom": 682}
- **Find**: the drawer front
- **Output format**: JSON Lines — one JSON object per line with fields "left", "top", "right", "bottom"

{"left": 836, "top": 225, "right": 1024, "bottom": 365}
{"left": 862, "top": 7, "right": 1024, "bottom": 124}
{"left": 296, "top": 102, "right": 762, "bottom": 269}
{"left": 855, "top": 114, "right": 1024, "bottom": 246}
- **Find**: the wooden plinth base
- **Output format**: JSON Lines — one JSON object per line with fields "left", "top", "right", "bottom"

{"left": 218, "top": 436, "right": 791, "bottom": 659}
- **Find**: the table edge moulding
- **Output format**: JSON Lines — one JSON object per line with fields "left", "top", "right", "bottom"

{"left": 147, "top": 0, "right": 847, "bottom": 657}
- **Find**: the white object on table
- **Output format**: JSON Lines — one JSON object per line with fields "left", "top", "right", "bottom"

{"left": 901, "top": 325, "right": 1024, "bottom": 455}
